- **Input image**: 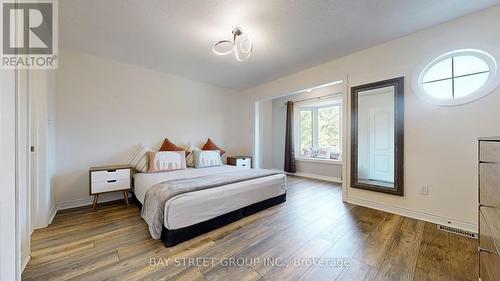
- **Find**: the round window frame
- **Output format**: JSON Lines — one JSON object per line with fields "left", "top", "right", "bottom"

{"left": 415, "top": 49, "right": 498, "bottom": 106}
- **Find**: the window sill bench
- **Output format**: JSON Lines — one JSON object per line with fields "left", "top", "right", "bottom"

{"left": 295, "top": 157, "right": 343, "bottom": 165}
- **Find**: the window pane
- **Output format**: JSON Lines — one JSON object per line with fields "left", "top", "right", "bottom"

{"left": 454, "top": 72, "right": 489, "bottom": 98}
{"left": 423, "top": 58, "right": 452, "bottom": 83}
{"left": 299, "top": 110, "right": 312, "bottom": 157}
{"left": 454, "top": 55, "right": 489, "bottom": 76}
{"left": 318, "top": 106, "right": 340, "bottom": 153}
{"left": 423, "top": 79, "right": 453, "bottom": 99}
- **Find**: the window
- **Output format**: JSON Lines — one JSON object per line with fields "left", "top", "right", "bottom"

{"left": 299, "top": 109, "right": 313, "bottom": 156}
{"left": 417, "top": 49, "right": 497, "bottom": 106}
{"left": 297, "top": 101, "right": 342, "bottom": 160}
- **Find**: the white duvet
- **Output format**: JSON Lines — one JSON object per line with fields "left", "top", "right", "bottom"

{"left": 133, "top": 165, "right": 287, "bottom": 230}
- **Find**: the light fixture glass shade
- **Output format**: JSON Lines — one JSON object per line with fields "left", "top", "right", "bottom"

{"left": 212, "top": 27, "right": 252, "bottom": 61}
{"left": 234, "top": 32, "right": 252, "bottom": 62}
{"left": 212, "top": 40, "right": 234, "bottom": 55}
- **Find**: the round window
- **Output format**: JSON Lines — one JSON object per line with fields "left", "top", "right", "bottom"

{"left": 417, "top": 49, "right": 497, "bottom": 106}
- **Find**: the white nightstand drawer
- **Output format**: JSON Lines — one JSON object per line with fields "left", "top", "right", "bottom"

{"left": 91, "top": 178, "right": 130, "bottom": 194}
{"left": 480, "top": 141, "right": 500, "bottom": 163}
{"left": 236, "top": 158, "right": 251, "bottom": 167}
{"left": 91, "top": 168, "right": 130, "bottom": 183}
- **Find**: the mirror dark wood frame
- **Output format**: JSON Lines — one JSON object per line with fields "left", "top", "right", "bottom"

{"left": 350, "top": 77, "right": 404, "bottom": 196}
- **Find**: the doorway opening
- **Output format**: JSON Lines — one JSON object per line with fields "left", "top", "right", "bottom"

{"left": 254, "top": 79, "right": 348, "bottom": 201}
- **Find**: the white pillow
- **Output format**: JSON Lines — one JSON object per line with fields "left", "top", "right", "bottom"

{"left": 193, "top": 150, "right": 222, "bottom": 168}
{"left": 129, "top": 144, "right": 153, "bottom": 173}
{"left": 183, "top": 144, "right": 201, "bottom": 167}
{"left": 316, "top": 148, "right": 331, "bottom": 159}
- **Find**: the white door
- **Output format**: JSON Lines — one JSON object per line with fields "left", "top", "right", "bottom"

{"left": 369, "top": 108, "right": 394, "bottom": 183}
{"left": 18, "top": 69, "right": 32, "bottom": 272}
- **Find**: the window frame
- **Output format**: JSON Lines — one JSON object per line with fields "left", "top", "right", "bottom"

{"left": 296, "top": 101, "right": 342, "bottom": 161}
{"left": 416, "top": 49, "right": 498, "bottom": 106}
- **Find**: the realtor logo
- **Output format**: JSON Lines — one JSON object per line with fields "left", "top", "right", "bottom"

{"left": 1, "top": 0, "right": 58, "bottom": 69}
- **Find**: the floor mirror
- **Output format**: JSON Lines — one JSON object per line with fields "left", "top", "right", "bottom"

{"left": 351, "top": 77, "right": 404, "bottom": 196}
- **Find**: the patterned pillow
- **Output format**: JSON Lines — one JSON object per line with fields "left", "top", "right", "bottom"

{"left": 129, "top": 144, "right": 154, "bottom": 173}
{"left": 159, "top": 138, "right": 187, "bottom": 156}
{"left": 147, "top": 151, "right": 186, "bottom": 173}
{"left": 316, "top": 148, "right": 331, "bottom": 159}
{"left": 193, "top": 150, "right": 222, "bottom": 168}
{"left": 202, "top": 138, "right": 225, "bottom": 156}
{"left": 182, "top": 144, "right": 201, "bottom": 167}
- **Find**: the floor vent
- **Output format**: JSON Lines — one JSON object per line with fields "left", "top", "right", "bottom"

{"left": 437, "top": 225, "right": 477, "bottom": 239}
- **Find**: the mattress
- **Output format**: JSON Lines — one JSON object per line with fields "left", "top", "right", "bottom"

{"left": 133, "top": 165, "right": 286, "bottom": 230}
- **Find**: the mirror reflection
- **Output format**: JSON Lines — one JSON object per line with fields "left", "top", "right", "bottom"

{"left": 356, "top": 86, "right": 395, "bottom": 189}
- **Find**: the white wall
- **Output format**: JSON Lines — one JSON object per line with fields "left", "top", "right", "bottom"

{"left": 54, "top": 50, "right": 241, "bottom": 208}
{"left": 239, "top": 6, "right": 500, "bottom": 232}
{"left": 295, "top": 161, "right": 343, "bottom": 181}
{"left": 0, "top": 69, "right": 19, "bottom": 280}
{"left": 258, "top": 99, "right": 273, "bottom": 169}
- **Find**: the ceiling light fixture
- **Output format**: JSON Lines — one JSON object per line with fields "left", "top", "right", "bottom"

{"left": 212, "top": 27, "right": 252, "bottom": 62}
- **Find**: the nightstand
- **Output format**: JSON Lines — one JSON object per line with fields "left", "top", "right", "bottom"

{"left": 227, "top": 156, "right": 252, "bottom": 168}
{"left": 89, "top": 164, "right": 132, "bottom": 210}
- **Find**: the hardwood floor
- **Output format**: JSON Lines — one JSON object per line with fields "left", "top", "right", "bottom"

{"left": 23, "top": 176, "right": 478, "bottom": 281}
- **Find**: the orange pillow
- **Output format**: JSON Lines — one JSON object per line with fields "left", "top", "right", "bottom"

{"left": 159, "top": 138, "right": 188, "bottom": 156}
{"left": 202, "top": 138, "right": 225, "bottom": 156}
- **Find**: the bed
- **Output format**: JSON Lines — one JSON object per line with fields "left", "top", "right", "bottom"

{"left": 132, "top": 165, "right": 287, "bottom": 247}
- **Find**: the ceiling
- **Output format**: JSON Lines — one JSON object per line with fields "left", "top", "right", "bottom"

{"left": 60, "top": 0, "right": 500, "bottom": 90}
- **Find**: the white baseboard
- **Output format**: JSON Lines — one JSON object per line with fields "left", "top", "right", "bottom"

{"left": 56, "top": 198, "right": 93, "bottom": 210}
{"left": 291, "top": 172, "right": 342, "bottom": 183}
{"left": 347, "top": 196, "right": 477, "bottom": 234}
{"left": 56, "top": 192, "right": 130, "bottom": 210}
{"left": 48, "top": 204, "right": 57, "bottom": 224}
